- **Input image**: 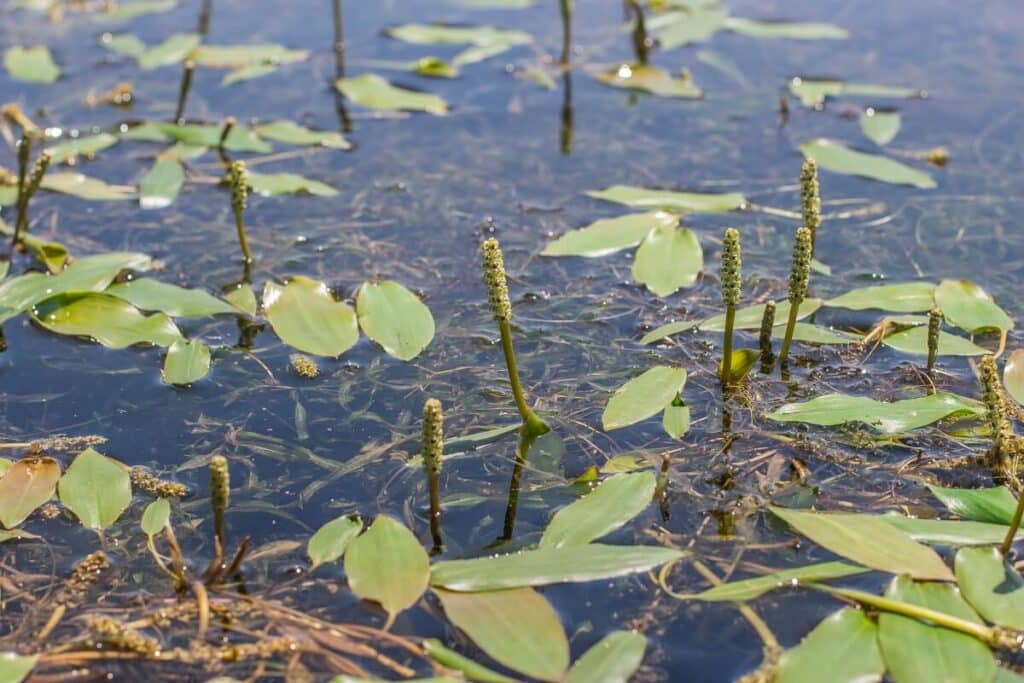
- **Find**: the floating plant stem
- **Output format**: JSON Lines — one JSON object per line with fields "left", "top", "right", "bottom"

{"left": 481, "top": 238, "right": 549, "bottom": 437}
{"left": 758, "top": 300, "right": 776, "bottom": 373}
{"left": 777, "top": 227, "right": 812, "bottom": 370}
{"left": 208, "top": 455, "right": 230, "bottom": 574}
{"left": 228, "top": 160, "right": 254, "bottom": 268}
{"left": 926, "top": 307, "right": 941, "bottom": 374}
{"left": 421, "top": 398, "right": 444, "bottom": 554}
{"left": 800, "top": 157, "right": 821, "bottom": 254}
{"left": 719, "top": 228, "right": 741, "bottom": 388}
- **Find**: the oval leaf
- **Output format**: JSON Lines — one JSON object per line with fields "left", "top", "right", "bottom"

{"left": 58, "top": 448, "right": 132, "bottom": 530}
{"left": 308, "top": 514, "right": 362, "bottom": 569}
{"left": 356, "top": 281, "right": 435, "bottom": 361}
{"left": 935, "top": 280, "right": 1013, "bottom": 333}
{"left": 0, "top": 457, "right": 61, "bottom": 529}
{"left": 860, "top": 108, "right": 901, "bottom": 146}
{"left": 766, "top": 392, "right": 984, "bottom": 434}
{"left": 631, "top": 225, "right": 702, "bottom": 296}
{"left": 4, "top": 45, "right": 59, "bottom": 82}
{"left": 139, "top": 158, "right": 185, "bottom": 209}
{"left": 107, "top": 278, "right": 237, "bottom": 318}
{"left": 1004, "top": 350, "right": 1024, "bottom": 406}
{"left": 141, "top": 498, "right": 170, "bottom": 536}
{"left": 540, "top": 472, "right": 655, "bottom": 548}
{"left": 882, "top": 327, "right": 988, "bottom": 356}
{"left": 336, "top": 74, "right": 448, "bottom": 115}
{"left": 162, "top": 338, "right": 212, "bottom": 385}
{"left": 602, "top": 366, "right": 687, "bottom": 431}
{"left": 263, "top": 276, "right": 359, "bottom": 357}
{"left": 344, "top": 515, "right": 429, "bottom": 622}
{"left": 927, "top": 485, "right": 1017, "bottom": 525}
{"left": 586, "top": 185, "right": 745, "bottom": 214}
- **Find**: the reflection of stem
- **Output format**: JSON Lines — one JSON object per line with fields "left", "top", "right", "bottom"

{"left": 629, "top": 0, "right": 649, "bottom": 65}
{"left": 198, "top": 0, "right": 212, "bottom": 35}
{"left": 559, "top": 0, "right": 571, "bottom": 66}
{"left": 332, "top": 0, "right": 352, "bottom": 133}
{"left": 499, "top": 318, "right": 549, "bottom": 437}
{"left": 721, "top": 305, "right": 735, "bottom": 388}
{"left": 560, "top": 70, "right": 573, "bottom": 156}
{"left": 500, "top": 431, "right": 536, "bottom": 542}
{"left": 1001, "top": 492, "right": 1024, "bottom": 555}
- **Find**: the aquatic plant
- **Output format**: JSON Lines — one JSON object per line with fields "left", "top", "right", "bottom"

{"left": 227, "top": 160, "right": 253, "bottom": 267}
{"left": 777, "top": 226, "right": 812, "bottom": 370}
{"left": 207, "top": 454, "right": 230, "bottom": 575}
{"left": 927, "top": 307, "right": 941, "bottom": 373}
{"left": 800, "top": 157, "right": 821, "bottom": 252}
{"left": 421, "top": 398, "right": 444, "bottom": 552}
{"left": 481, "top": 238, "right": 549, "bottom": 436}
{"left": 758, "top": 299, "right": 776, "bottom": 372}
{"left": 719, "top": 227, "right": 741, "bottom": 387}
{"left": 12, "top": 135, "right": 51, "bottom": 251}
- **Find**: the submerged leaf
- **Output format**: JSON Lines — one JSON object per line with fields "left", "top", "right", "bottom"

{"left": 603, "top": 366, "right": 687, "bottom": 431}
{"left": 632, "top": 224, "right": 702, "bottom": 296}
{"left": 687, "top": 561, "right": 868, "bottom": 602}
{"left": 934, "top": 279, "right": 1013, "bottom": 333}
{"left": 336, "top": 74, "right": 448, "bottom": 115}
{"left": 955, "top": 547, "right": 1024, "bottom": 628}
{"left": 263, "top": 276, "right": 359, "bottom": 357}
{"left": 540, "top": 472, "right": 655, "bottom": 548}
{"left": 776, "top": 608, "right": 883, "bottom": 683}
{"left": 542, "top": 211, "right": 677, "bottom": 257}
{"left": 162, "top": 339, "right": 211, "bottom": 385}
{"left": 800, "top": 138, "right": 935, "bottom": 188}
{"left": 766, "top": 392, "right": 983, "bottom": 434}
{"left": 308, "top": 514, "right": 362, "bottom": 569}
{"left": 344, "top": 515, "right": 429, "bottom": 622}
{"left": 860, "top": 108, "right": 901, "bottom": 145}
{"left": 565, "top": 631, "right": 646, "bottom": 683}
{"left": 139, "top": 158, "right": 185, "bottom": 209}
{"left": 58, "top": 448, "right": 132, "bottom": 530}
{"left": 0, "top": 457, "right": 61, "bottom": 528}
{"left": 826, "top": 282, "right": 935, "bottom": 312}
{"left": 587, "top": 185, "right": 745, "bottom": 214}
{"left": 597, "top": 63, "right": 702, "bottom": 98}
{"left": 4, "top": 45, "right": 59, "bottom": 83}
{"left": 32, "top": 293, "right": 183, "bottom": 348}
{"left": 355, "top": 281, "right": 435, "bottom": 361}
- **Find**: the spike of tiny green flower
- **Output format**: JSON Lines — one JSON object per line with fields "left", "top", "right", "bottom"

{"left": 209, "top": 455, "right": 230, "bottom": 569}
{"left": 926, "top": 308, "right": 941, "bottom": 374}
{"left": 720, "top": 228, "right": 741, "bottom": 387}
{"left": 422, "top": 398, "right": 444, "bottom": 553}
{"left": 800, "top": 157, "right": 821, "bottom": 252}
{"left": 227, "top": 160, "right": 253, "bottom": 266}
{"left": 777, "top": 227, "right": 812, "bottom": 370}
{"left": 759, "top": 300, "right": 776, "bottom": 372}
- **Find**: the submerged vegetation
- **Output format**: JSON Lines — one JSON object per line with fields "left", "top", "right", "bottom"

{"left": 1, "top": 0, "right": 1023, "bottom": 681}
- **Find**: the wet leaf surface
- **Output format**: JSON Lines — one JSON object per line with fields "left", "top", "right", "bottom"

{"left": 355, "top": 280, "right": 435, "bottom": 361}
{"left": 542, "top": 211, "right": 677, "bottom": 257}
{"left": 32, "top": 293, "right": 183, "bottom": 348}
{"left": 138, "top": 158, "right": 185, "bottom": 209}
{"left": 308, "top": 514, "right": 362, "bottom": 569}
{"left": 45, "top": 133, "right": 119, "bottom": 162}
{"left": 587, "top": 185, "right": 745, "bottom": 213}
{"left": 955, "top": 547, "right": 1024, "bottom": 629}
{"left": 140, "top": 498, "right": 170, "bottom": 536}
{"left": 597, "top": 63, "right": 702, "bottom": 98}
{"left": 4, "top": 45, "right": 59, "bottom": 82}
{"left": 540, "top": 472, "right": 655, "bottom": 548}
{"left": 825, "top": 282, "right": 935, "bottom": 312}
{"left": 631, "top": 224, "right": 702, "bottom": 296}
{"left": 686, "top": 561, "right": 868, "bottom": 601}
{"left": 263, "top": 276, "right": 359, "bottom": 357}
{"left": 564, "top": 630, "right": 646, "bottom": 683}
{"left": 927, "top": 485, "right": 1017, "bottom": 525}
{"left": 767, "top": 392, "right": 984, "bottom": 433}
{"left": 247, "top": 171, "right": 338, "bottom": 197}
{"left": 58, "top": 448, "right": 132, "bottom": 530}
{"left": 162, "top": 338, "right": 211, "bottom": 385}
{"left": 882, "top": 327, "right": 988, "bottom": 356}
{"left": 253, "top": 121, "right": 351, "bottom": 149}
{"left": 344, "top": 515, "right": 429, "bottom": 623}
{"left": 860, "top": 108, "right": 902, "bottom": 145}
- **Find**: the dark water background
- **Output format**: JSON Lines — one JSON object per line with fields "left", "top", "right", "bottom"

{"left": 3, "top": 0, "right": 1024, "bottom": 679}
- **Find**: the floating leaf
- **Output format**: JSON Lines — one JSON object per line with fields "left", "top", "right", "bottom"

{"left": 587, "top": 185, "right": 745, "bottom": 214}
{"left": 33, "top": 293, "right": 183, "bottom": 348}
{"left": 860, "top": 108, "right": 901, "bottom": 145}
{"left": 699, "top": 299, "right": 824, "bottom": 333}
{"left": 632, "top": 225, "right": 702, "bottom": 296}
{"left": 1005, "top": 350, "right": 1024, "bottom": 405}
{"left": 45, "top": 134, "right": 119, "bottom": 163}
{"left": 662, "top": 403, "right": 691, "bottom": 439}
{"left": 222, "top": 63, "right": 277, "bottom": 85}
{"left": 540, "top": 472, "right": 655, "bottom": 548}
{"left": 4, "top": 46, "right": 59, "bottom": 83}
{"left": 724, "top": 17, "right": 849, "bottom": 40}
{"left": 247, "top": 172, "right": 338, "bottom": 197}
{"left": 140, "top": 498, "right": 170, "bottom": 536}
{"left": 336, "top": 74, "right": 448, "bottom": 115}
{"left": 430, "top": 544, "right": 684, "bottom": 591}
{"left": 308, "top": 514, "right": 362, "bottom": 569}
{"left": 565, "top": 631, "right": 646, "bottom": 683}
{"left": 263, "top": 276, "right": 359, "bottom": 357}
{"left": 788, "top": 77, "right": 921, "bottom": 108}
{"left": 452, "top": 43, "right": 513, "bottom": 67}
{"left": 927, "top": 485, "right": 1017, "bottom": 525}
{"left": 766, "top": 392, "right": 983, "bottom": 434}
{"left": 934, "top": 280, "right": 1013, "bottom": 333}
{"left": 253, "top": 121, "right": 351, "bottom": 150}
{"left": 103, "top": 0, "right": 176, "bottom": 21}
{"left": 776, "top": 608, "right": 883, "bottom": 683}
{"left": 603, "top": 366, "right": 687, "bottom": 431}
{"left": 423, "top": 639, "right": 516, "bottom": 683}
{"left": 41, "top": 172, "right": 133, "bottom": 200}
{"left": 955, "top": 547, "right": 1024, "bottom": 629}
{"left": 435, "top": 588, "right": 569, "bottom": 681}
{"left": 138, "top": 33, "right": 200, "bottom": 69}
{"left": 597, "top": 63, "right": 702, "bottom": 98}
{"left": 686, "top": 561, "right": 868, "bottom": 601}
{"left": 58, "top": 448, "right": 132, "bottom": 530}
{"left": 355, "top": 281, "right": 434, "bottom": 361}
{"left": 772, "top": 323, "right": 857, "bottom": 345}
{"left": 106, "top": 278, "right": 235, "bottom": 318}
{"left": 877, "top": 576, "right": 994, "bottom": 683}
{"left": 190, "top": 44, "right": 309, "bottom": 69}
{"left": 826, "top": 282, "right": 935, "bottom": 312}
{"left": 162, "top": 339, "right": 211, "bottom": 385}
{"left": 223, "top": 283, "right": 257, "bottom": 316}
{"left": 800, "top": 138, "right": 935, "bottom": 189}
{"left": 882, "top": 327, "right": 988, "bottom": 356}
{"left": 344, "top": 515, "right": 429, "bottom": 623}
{"left": 158, "top": 123, "right": 271, "bottom": 153}
{"left": 99, "top": 33, "right": 147, "bottom": 58}
{"left": 385, "top": 24, "right": 531, "bottom": 46}
{"left": 769, "top": 507, "right": 954, "bottom": 581}
{"left": 542, "top": 211, "right": 677, "bottom": 257}
{"left": 0, "top": 457, "right": 60, "bottom": 528}
{"left": 881, "top": 515, "right": 1021, "bottom": 546}
{"left": 410, "top": 57, "right": 459, "bottom": 78}
{"left": 139, "top": 158, "right": 184, "bottom": 209}
{"left": 521, "top": 68, "right": 555, "bottom": 89}
{"left": 0, "top": 652, "right": 38, "bottom": 683}
{"left": 650, "top": 8, "right": 727, "bottom": 49}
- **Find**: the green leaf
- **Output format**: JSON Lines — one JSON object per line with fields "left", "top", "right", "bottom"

{"left": 597, "top": 63, "right": 702, "bottom": 98}
{"left": 162, "top": 339, "right": 211, "bottom": 385}
{"left": 343, "top": 515, "right": 429, "bottom": 623}
{"left": 409, "top": 57, "right": 459, "bottom": 78}
{"left": 956, "top": 547, "right": 1024, "bottom": 629}
{"left": 540, "top": 472, "right": 655, "bottom": 548}
{"left": 246, "top": 171, "right": 338, "bottom": 197}
{"left": 631, "top": 225, "right": 702, "bottom": 296}
{"left": 223, "top": 283, "right": 257, "bottom": 316}
{"left": 699, "top": 299, "right": 824, "bottom": 332}
{"left": 773, "top": 323, "right": 857, "bottom": 345}
{"left": 718, "top": 348, "right": 761, "bottom": 382}
{"left": 430, "top": 544, "right": 684, "bottom": 591}
{"left": 685, "top": 561, "right": 868, "bottom": 601}
{"left": 769, "top": 507, "right": 954, "bottom": 581}
{"left": 800, "top": 138, "right": 935, "bottom": 189}
{"left": 158, "top": 123, "right": 271, "bottom": 153}
{"left": 141, "top": 498, "right": 170, "bottom": 536}
{"left": 934, "top": 280, "right": 1013, "bottom": 333}
{"left": 776, "top": 608, "right": 883, "bottom": 683}
{"left": 0, "top": 652, "right": 38, "bottom": 683}
{"left": 99, "top": 33, "right": 147, "bottom": 58}
{"left": 355, "top": 281, "right": 435, "bottom": 361}
{"left": 766, "top": 392, "right": 984, "bottom": 434}
{"left": 443, "top": 423, "right": 521, "bottom": 454}
{"left": 139, "top": 158, "right": 185, "bottom": 209}
{"left": 385, "top": 24, "right": 531, "bottom": 46}
{"left": 826, "top": 282, "right": 935, "bottom": 312}
{"left": 452, "top": 43, "right": 513, "bottom": 67}
{"left": 881, "top": 515, "right": 1021, "bottom": 546}
{"left": 32, "top": 293, "right": 183, "bottom": 348}
{"left": 927, "top": 485, "right": 1017, "bottom": 525}
{"left": 587, "top": 185, "right": 745, "bottom": 214}
{"left": 788, "top": 77, "right": 921, "bottom": 108}
{"left": 649, "top": 8, "right": 727, "bottom": 49}
{"left": 45, "top": 134, "right": 119, "bottom": 162}
{"left": 434, "top": 587, "right": 569, "bottom": 681}
{"left": 253, "top": 121, "right": 351, "bottom": 150}
{"left": 263, "top": 276, "right": 359, "bottom": 358}
{"left": 222, "top": 63, "right": 277, "bottom": 85}
{"left": 602, "top": 366, "right": 687, "bottom": 431}
{"left": 107, "top": 278, "right": 236, "bottom": 317}
{"left": 58, "top": 448, "right": 132, "bottom": 530}
{"left": 565, "top": 631, "right": 646, "bottom": 683}
{"left": 0, "top": 457, "right": 61, "bottom": 528}
{"left": 336, "top": 74, "right": 448, "bottom": 115}
{"left": 662, "top": 404, "right": 691, "bottom": 439}
{"left": 189, "top": 44, "right": 309, "bottom": 69}
{"left": 877, "top": 576, "right": 995, "bottom": 683}
{"left": 423, "top": 639, "right": 516, "bottom": 683}
{"left": 137, "top": 33, "right": 200, "bottom": 69}
{"left": 882, "top": 327, "right": 988, "bottom": 356}
{"left": 0, "top": 529, "right": 39, "bottom": 544}
{"left": 1006, "top": 349, "right": 1024, "bottom": 406}
{"left": 41, "top": 172, "right": 134, "bottom": 200}
{"left": 4, "top": 46, "right": 59, "bottom": 83}
{"left": 860, "top": 108, "right": 901, "bottom": 145}
{"left": 542, "top": 211, "right": 677, "bottom": 257}
{"left": 102, "top": 0, "right": 176, "bottom": 21}
{"left": 308, "top": 514, "right": 362, "bottom": 569}
{"left": 724, "top": 17, "right": 849, "bottom": 39}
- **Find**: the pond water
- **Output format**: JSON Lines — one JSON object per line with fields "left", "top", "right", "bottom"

{"left": 3, "top": 0, "right": 1024, "bottom": 681}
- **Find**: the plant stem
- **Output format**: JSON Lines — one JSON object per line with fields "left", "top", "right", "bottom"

{"left": 559, "top": 0, "right": 571, "bottom": 66}
{"left": 234, "top": 209, "right": 253, "bottom": 265}
{"left": 173, "top": 60, "right": 194, "bottom": 123}
{"left": 1001, "top": 491, "right": 1024, "bottom": 555}
{"left": 428, "top": 471, "right": 443, "bottom": 554}
{"left": 721, "top": 304, "right": 735, "bottom": 388}
{"left": 777, "top": 302, "right": 800, "bottom": 369}
{"left": 498, "top": 318, "right": 548, "bottom": 436}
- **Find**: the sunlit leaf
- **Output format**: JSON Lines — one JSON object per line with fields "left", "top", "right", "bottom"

{"left": 565, "top": 630, "right": 646, "bottom": 683}
{"left": 597, "top": 63, "right": 702, "bottom": 98}
{"left": 685, "top": 561, "right": 868, "bottom": 601}
{"left": 602, "top": 366, "right": 687, "bottom": 430}
{"left": 881, "top": 515, "right": 1021, "bottom": 546}
{"left": 102, "top": 0, "right": 176, "bottom": 21}
{"left": 860, "top": 108, "right": 901, "bottom": 145}
{"left": 435, "top": 588, "right": 569, "bottom": 681}
{"left": 190, "top": 44, "right": 309, "bottom": 69}
{"left": 4, "top": 45, "right": 59, "bottom": 83}
{"left": 344, "top": 515, "right": 429, "bottom": 623}
{"left": 247, "top": 171, "right": 338, "bottom": 197}
{"left": 776, "top": 608, "right": 883, "bottom": 683}
{"left": 106, "top": 279, "right": 234, "bottom": 318}
{"left": 41, "top": 172, "right": 134, "bottom": 200}
{"left": 826, "top": 282, "right": 935, "bottom": 312}
{"left": 724, "top": 17, "right": 848, "bottom": 39}
{"left": 32, "top": 293, "right": 183, "bottom": 348}
{"left": 772, "top": 323, "right": 858, "bottom": 345}
{"left": 882, "top": 327, "right": 988, "bottom": 356}
{"left": 540, "top": 472, "right": 655, "bottom": 548}
{"left": 223, "top": 283, "right": 257, "bottom": 316}
{"left": 955, "top": 547, "right": 1024, "bottom": 629}
{"left": 140, "top": 497, "right": 170, "bottom": 536}
{"left": 263, "top": 276, "right": 359, "bottom": 357}
{"left": 766, "top": 392, "right": 984, "bottom": 434}
{"left": 308, "top": 514, "right": 362, "bottom": 569}
{"left": 222, "top": 63, "right": 277, "bottom": 85}
{"left": 452, "top": 43, "right": 513, "bottom": 67}
{"left": 336, "top": 74, "right": 448, "bottom": 115}
{"left": 800, "top": 138, "right": 935, "bottom": 189}
{"left": 0, "top": 652, "right": 38, "bottom": 683}
{"left": 649, "top": 8, "right": 727, "bottom": 49}
{"left": 934, "top": 279, "right": 1013, "bottom": 333}
{"left": 137, "top": 33, "right": 199, "bottom": 69}
{"left": 662, "top": 403, "right": 691, "bottom": 439}
{"left": 139, "top": 158, "right": 184, "bottom": 209}
{"left": 587, "top": 185, "right": 745, "bottom": 214}
{"left": 355, "top": 281, "right": 434, "bottom": 361}
{"left": 385, "top": 24, "right": 531, "bottom": 46}
{"left": 1005, "top": 349, "right": 1024, "bottom": 405}
{"left": 0, "top": 457, "right": 60, "bottom": 528}
{"left": 423, "top": 639, "right": 516, "bottom": 683}
{"left": 788, "top": 77, "right": 921, "bottom": 109}
{"left": 632, "top": 224, "right": 702, "bottom": 296}
{"left": 699, "top": 299, "right": 823, "bottom": 332}
{"left": 58, "top": 448, "right": 132, "bottom": 530}
{"left": 542, "top": 211, "right": 677, "bottom": 257}
{"left": 158, "top": 123, "right": 271, "bottom": 153}
{"left": 254, "top": 121, "right": 351, "bottom": 150}
{"left": 162, "top": 338, "right": 211, "bottom": 385}
{"left": 99, "top": 33, "right": 147, "bottom": 58}
{"left": 45, "top": 134, "right": 119, "bottom": 163}
{"left": 769, "top": 507, "right": 954, "bottom": 581}
{"left": 927, "top": 485, "right": 1017, "bottom": 525}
